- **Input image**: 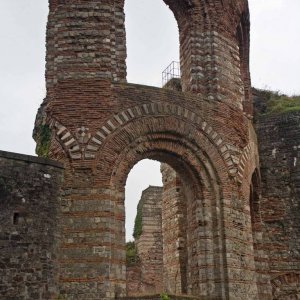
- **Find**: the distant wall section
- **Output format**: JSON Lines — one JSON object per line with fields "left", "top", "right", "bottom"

{"left": 127, "top": 186, "right": 163, "bottom": 296}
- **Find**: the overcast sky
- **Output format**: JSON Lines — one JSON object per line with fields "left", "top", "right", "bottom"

{"left": 0, "top": 0, "right": 299, "bottom": 240}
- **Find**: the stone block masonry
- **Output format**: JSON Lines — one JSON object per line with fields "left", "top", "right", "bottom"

{"left": 2, "top": 0, "right": 300, "bottom": 297}
{"left": 33, "top": 0, "right": 266, "bottom": 299}
{"left": 253, "top": 90, "right": 300, "bottom": 299}
{"left": 1, "top": 0, "right": 299, "bottom": 298}
{"left": 127, "top": 186, "right": 163, "bottom": 296}
{"left": 161, "top": 164, "right": 187, "bottom": 295}
{"left": 0, "top": 150, "right": 63, "bottom": 300}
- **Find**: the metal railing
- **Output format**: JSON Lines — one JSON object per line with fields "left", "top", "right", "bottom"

{"left": 162, "top": 61, "right": 180, "bottom": 86}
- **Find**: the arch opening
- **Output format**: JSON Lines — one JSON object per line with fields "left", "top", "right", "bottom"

{"left": 125, "top": 159, "right": 163, "bottom": 242}
{"left": 107, "top": 131, "right": 226, "bottom": 298}
{"left": 124, "top": 158, "right": 191, "bottom": 297}
{"left": 120, "top": 151, "right": 202, "bottom": 297}
{"left": 124, "top": 0, "right": 180, "bottom": 87}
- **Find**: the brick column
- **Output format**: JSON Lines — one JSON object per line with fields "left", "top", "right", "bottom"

{"left": 164, "top": 0, "right": 250, "bottom": 111}
{"left": 46, "top": 0, "right": 126, "bottom": 96}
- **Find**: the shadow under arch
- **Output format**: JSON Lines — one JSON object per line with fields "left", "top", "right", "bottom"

{"left": 98, "top": 115, "right": 231, "bottom": 298}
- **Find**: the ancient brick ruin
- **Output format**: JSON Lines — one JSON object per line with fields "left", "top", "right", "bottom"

{"left": 126, "top": 166, "right": 188, "bottom": 297}
{"left": 252, "top": 91, "right": 300, "bottom": 299}
{"left": 126, "top": 186, "right": 164, "bottom": 296}
{"left": 0, "top": 0, "right": 299, "bottom": 299}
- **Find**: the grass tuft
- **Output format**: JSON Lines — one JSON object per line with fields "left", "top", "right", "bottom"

{"left": 255, "top": 88, "right": 300, "bottom": 114}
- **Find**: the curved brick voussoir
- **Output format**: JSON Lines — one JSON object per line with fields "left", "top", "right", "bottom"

{"left": 236, "top": 143, "right": 252, "bottom": 184}
{"left": 85, "top": 102, "right": 242, "bottom": 180}
{"left": 49, "top": 119, "right": 82, "bottom": 160}
{"left": 236, "top": 122, "right": 260, "bottom": 190}
{"left": 91, "top": 116, "right": 230, "bottom": 192}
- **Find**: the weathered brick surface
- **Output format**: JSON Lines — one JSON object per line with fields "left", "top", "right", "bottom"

{"left": 0, "top": 150, "right": 63, "bottom": 300}
{"left": 164, "top": 0, "right": 251, "bottom": 113}
{"left": 32, "top": 0, "right": 263, "bottom": 299}
{"left": 126, "top": 263, "right": 142, "bottom": 297}
{"left": 161, "top": 164, "right": 187, "bottom": 295}
{"left": 127, "top": 186, "right": 163, "bottom": 296}
{"left": 253, "top": 91, "right": 300, "bottom": 299}
{"left": 117, "top": 295, "right": 201, "bottom": 300}
{"left": 5, "top": 1, "right": 300, "bottom": 299}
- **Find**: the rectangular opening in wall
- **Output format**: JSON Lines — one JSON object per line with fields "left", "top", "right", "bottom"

{"left": 13, "top": 212, "right": 20, "bottom": 225}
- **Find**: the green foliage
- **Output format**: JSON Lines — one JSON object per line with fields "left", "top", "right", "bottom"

{"left": 257, "top": 89, "right": 300, "bottom": 115}
{"left": 133, "top": 200, "right": 143, "bottom": 239}
{"left": 160, "top": 293, "right": 170, "bottom": 300}
{"left": 36, "top": 124, "right": 51, "bottom": 158}
{"left": 126, "top": 241, "right": 139, "bottom": 266}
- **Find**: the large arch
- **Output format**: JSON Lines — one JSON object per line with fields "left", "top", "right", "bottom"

{"left": 33, "top": 1, "right": 263, "bottom": 299}
{"left": 42, "top": 92, "right": 260, "bottom": 298}
{"left": 98, "top": 115, "right": 229, "bottom": 298}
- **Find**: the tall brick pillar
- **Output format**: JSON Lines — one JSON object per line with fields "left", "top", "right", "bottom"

{"left": 35, "top": 1, "right": 128, "bottom": 299}
{"left": 161, "top": 164, "right": 188, "bottom": 295}
{"left": 164, "top": 0, "right": 250, "bottom": 111}
{"left": 46, "top": 0, "right": 126, "bottom": 95}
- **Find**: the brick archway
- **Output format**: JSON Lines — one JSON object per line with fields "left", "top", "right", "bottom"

{"left": 100, "top": 116, "right": 228, "bottom": 298}
{"left": 34, "top": 0, "right": 263, "bottom": 299}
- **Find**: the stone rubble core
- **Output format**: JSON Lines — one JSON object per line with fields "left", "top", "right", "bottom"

{"left": 0, "top": 0, "right": 299, "bottom": 299}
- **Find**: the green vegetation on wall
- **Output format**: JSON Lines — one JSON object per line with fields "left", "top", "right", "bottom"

{"left": 126, "top": 241, "right": 139, "bottom": 266}
{"left": 133, "top": 200, "right": 143, "bottom": 239}
{"left": 256, "top": 89, "right": 300, "bottom": 114}
{"left": 35, "top": 125, "right": 51, "bottom": 158}
{"left": 160, "top": 293, "right": 170, "bottom": 300}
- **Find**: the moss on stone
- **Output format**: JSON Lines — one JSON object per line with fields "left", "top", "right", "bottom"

{"left": 35, "top": 125, "right": 51, "bottom": 158}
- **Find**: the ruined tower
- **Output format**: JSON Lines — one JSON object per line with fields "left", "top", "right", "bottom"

{"left": 34, "top": 0, "right": 266, "bottom": 299}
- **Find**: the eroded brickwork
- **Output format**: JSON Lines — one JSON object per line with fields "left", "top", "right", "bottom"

{"left": 32, "top": 0, "right": 263, "bottom": 299}
{"left": 161, "top": 164, "right": 187, "bottom": 295}
{"left": 127, "top": 186, "right": 163, "bottom": 296}
{"left": 0, "top": 151, "right": 63, "bottom": 300}
{"left": 253, "top": 91, "right": 300, "bottom": 299}
{"left": 164, "top": 0, "right": 251, "bottom": 113}
{"left": 1, "top": 0, "right": 299, "bottom": 298}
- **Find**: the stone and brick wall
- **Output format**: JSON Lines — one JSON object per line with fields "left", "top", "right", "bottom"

{"left": 127, "top": 186, "right": 163, "bottom": 296}
{"left": 164, "top": 0, "right": 250, "bottom": 111}
{"left": 253, "top": 90, "right": 300, "bottom": 299}
{"left": 0, "top": 150, "right": 63, "bottom": 300}
{"left": 32, "top": 0, "right": 262, "bottom": 298}
{"left": 117, "top": 295, "right": 200, "bottom": 300}
{"left": 161, "top": 164, "right": 187, "bottom": 295}
{"left": 126, "top": 169, "right": 190, "bottom": 297}
{"left": 4, "top": 0, "right": 300, "bottom": 299}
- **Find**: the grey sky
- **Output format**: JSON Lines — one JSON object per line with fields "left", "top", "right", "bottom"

{"left": 0, "top": 0, "right": 299, "bottom": 240}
